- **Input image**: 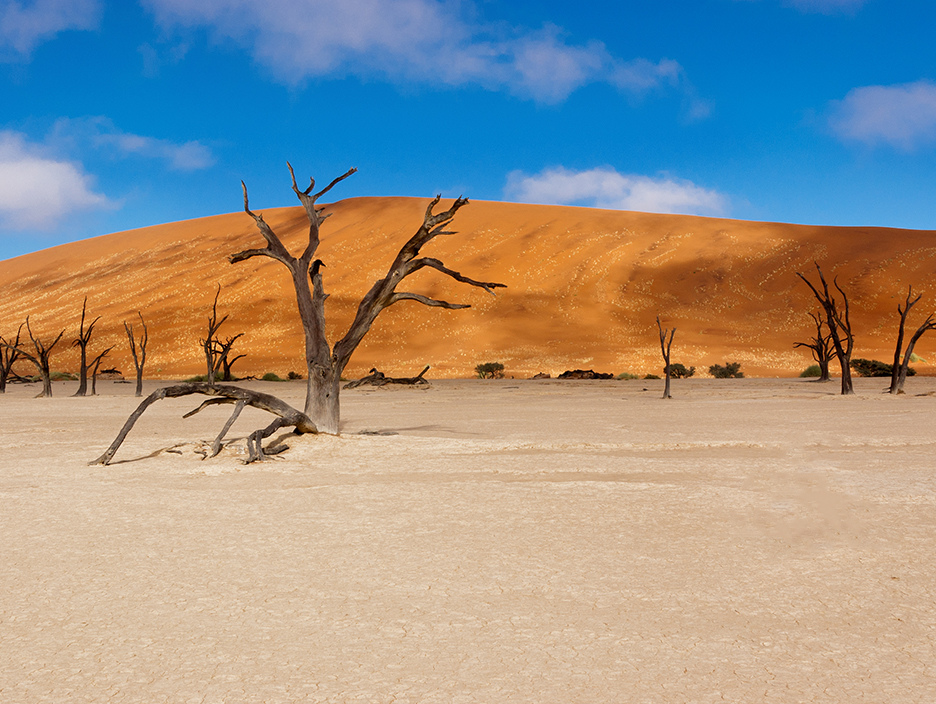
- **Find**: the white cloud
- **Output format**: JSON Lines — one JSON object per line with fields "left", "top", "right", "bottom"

{"left": 0, "top": 131, "right": 111, "bottom": 231}
{"left": 504, "top": 166, "right": 728, "bottom": 217}
{"left": 141, "top": 0, "right": 691, "bottom": 104}
{"left": 828, "top": 80, "right": 936, "bottom": 151}
{"left": 48, "top": 116, "right": 215, "bottom": 170}
{"left": 0, "top": 0, "right": 100, "bottom": 60}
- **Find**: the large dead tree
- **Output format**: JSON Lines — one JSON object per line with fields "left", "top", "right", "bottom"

{"left": 124, "top": 312, "right": 148, "bottom": 397}
{"left": 0, "top": 324, "right": 24, "bottom": 393}
{"left": 231, "top": 164, "right": 505, "bottom": 433}
{"left": 797, "top": 264, "right": 855, "bottom": 395}
{"left": 656, "top": 316, "right": 675, "bottom": 399}
{"left": 72, "top": 297, "right": 101, "bottom": 397}
{"left": 793, "top": 311, "right": 834, "bottom": 382}
{"left": 888, "top": 286, "right": 936, "bottom": 394}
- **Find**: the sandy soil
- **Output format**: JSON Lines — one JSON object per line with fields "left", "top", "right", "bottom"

{"left": 2, "top": 377, "right": 935, "bottom": 702}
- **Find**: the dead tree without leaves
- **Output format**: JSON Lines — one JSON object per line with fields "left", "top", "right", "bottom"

{"left": 72, "top": 297, "right": 101, "bottom": 397}
{"left": 793, "top": 311, "right": 834, "bottom": 382}
{"left": 3, "top": 318, "right": 66, "bottom": 397}
{"left": 200, "top": 287, "right": 246, "bottom": 383}
{"left": 796, "top": 263, "right": 855, "bottom": 395}
{"left": 124, "top": 312, "right": 148, "bottom": 397}
{"left": 231, "top": 163, "right": 505, "bottom": 433}
{"left": 0, "top": 323, "right": 24, "bottom": 393}
{"left": 656, "top": 316, "right": 675, "bottom": 399}
{"left": 888, "top": 286, "right": 936, "bottom": 394}
{"left": 89, "top": 346, "right": 114, "bottom": 396}
{"left": 95, "top": 164, "right": 504, "bottom": 466}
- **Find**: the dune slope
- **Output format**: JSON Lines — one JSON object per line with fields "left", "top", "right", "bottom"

{"left": 1, "top": 197, "right": 935, "bottom": 379}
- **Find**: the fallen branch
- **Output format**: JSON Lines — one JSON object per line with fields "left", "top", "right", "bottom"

{"left": 90, "top": 383, "right": 317, "bottom": 466}
{"left": 344, "top": 365, "right": 430, "bottom": 389}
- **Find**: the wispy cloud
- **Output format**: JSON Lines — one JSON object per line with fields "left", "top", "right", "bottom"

{"left": 504, "top": 166, "right": 728, "bottom": 217}
{"left": 733, "top": 0, "right": 867, "bottom": 13}
{"left": 141, "top": 0, "right": 696, "bottom": 105}
{"left": 785, "top": 0, "right": 866, "bottom": 13}
{"left": 828, "top": 80, "right": 936, "bottom": 151}
{"left": 49, "top": 117, "right": 215, "bottom": 170}
{"left": 0, "top": 0, "right": 101, "bottom": 60}
{"left": 0, "top": 131, "right": 111, "bottom": 231}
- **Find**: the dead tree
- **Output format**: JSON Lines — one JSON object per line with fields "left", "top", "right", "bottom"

{"left": 656, "top": 316, "right": 675, "bottom": 399}
{"left": 90, "top": 383, "right": 317, "bottom": 466}
{"left": 217, "top": 336, "right": 246, "bottom": 381}
{"left": 232, "top": 164, "right": 505, "bottom": 433}
{"left": 797, "top": 263, "right": 855, "bottom": 395}
{"left": 89, "top": 346, "right": 114, "bottom": 395}
{"left": 72, "top": 297, "right": 101, "bottom": 397}
{"left": 793, "top": 311, "right": 834, "bottom": 382}
{"left": 7, "top": 318, "right": 66, "bottom": 397}
{"left": 344, "top": 365, "right": 430, "bottom": 389}
{"left": 889, "top": 286, "right": 936, "bottom": 394}
{"left": 0, "top": 323, "right": 24, "bottom": 393}
{"left": 124, "top": 312, "right": 148, "bottom": 397}
{"left": 201, "top": 286, "right": 228, "bottom": 384}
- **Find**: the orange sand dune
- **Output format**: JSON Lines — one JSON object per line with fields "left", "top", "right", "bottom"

{"left": 1, "top": 197, "right": 935, "bottom": 379}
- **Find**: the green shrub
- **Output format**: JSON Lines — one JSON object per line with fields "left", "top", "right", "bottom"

{"left": 261, "top": 372, "right": 285, "bottom": 382}
{"left": 850, "top": 358, "right": 916, "bottom": 378}
{"left": 184, "top": 374, "right": 209, "bottom": 382}
{"left": 644, "top": 373, "right": 661, "bottom": 380}
{"left": 616, "top": 372, "right": 638, "bottom": 380}
{"left": 50, "top": 371, "right": 77, "bottom": 381}
{"left": 287, "top": 371, "right": 303, "bottom": 380}
{"left": 709, "top": 362, "right": 744, "bottom": 378}
{"left": 800, "top": 364, "right": 822, "bottom": 378}
{"left": 475, "top": 362, "right": 505, "bottom": 379}
{"left": 669, "top": 363, "right": 695, "bottom": 379}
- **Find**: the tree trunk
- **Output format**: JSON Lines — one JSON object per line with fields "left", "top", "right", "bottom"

{"left": 818, "top": 358, "right": 830, "bottom": 382}
{"left": 306, "top": 365, "right": 340, "bottom": 434}
{"left": 75, "top": 348, "right": 89, "bottom": 396}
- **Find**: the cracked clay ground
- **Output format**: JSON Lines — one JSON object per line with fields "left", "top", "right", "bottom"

{"left": 1, "top": 377, "right": 935, "bottom": 703}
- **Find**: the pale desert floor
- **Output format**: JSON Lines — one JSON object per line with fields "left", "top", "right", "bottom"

{"left": 1, "top": 377, "right": 935, "bottom": 703}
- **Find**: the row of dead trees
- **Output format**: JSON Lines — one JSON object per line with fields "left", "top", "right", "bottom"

{"left": 0, "top": 286, "right": 254, "bottom": 398}
{"left": 655, "top": 262, "right": 936, "bottom": 399}
{"left": 0, "top": 299, "right": 149, "bottom": 398}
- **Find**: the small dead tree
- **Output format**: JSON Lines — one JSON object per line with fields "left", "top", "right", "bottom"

{"left": 232, "top": 164, "right": 505, "bottom": 433}
{"left": 72, "top": 297, "right": 102, "bottom": 397}
{"left": 0, "top": 323, "right": 24, "bottom": 393}
{"left": 199, "top": 287, "right": 246, "bottom": 383}
{"left": 11, "top": 318, "right": 66, "bottom": 397}
{"left": 218, "top": 336, "right": 246, "bottom": 382}
{"left": 797, "top": 263, "right": 855, "bottom": 395}
{"left": 89, "top": 346, "right": 114, "bottom": 395}
{"left": 656, "top": 316, "right": 675, "bottom": 399}
{"left": 889, "top": 286, "right": 936, "bottom": 394}
{"left": 124, "top": 312, "right": 149, "bottom": 397}
{"left": 793, "top": 311, "right": 834, "bottom": 382}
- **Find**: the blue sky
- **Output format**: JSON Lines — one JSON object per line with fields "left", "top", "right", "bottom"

{"left": 1, "top": 0, "right": 935, "bottom": 260}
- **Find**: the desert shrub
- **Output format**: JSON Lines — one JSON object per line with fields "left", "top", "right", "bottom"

{"left": 800, "top": 364, "right": 822, "bottom": 378}
{"left": 475, "top": 362, "right": 505, "bottom": 379}
{"left": 184, "top": 374, "right": 209, "bottom": 382}
{"left": 616, "top": 372, "right": 638, "bottom": 380}
{"left": 287, "top": 370, "right": 303, "bottom": 380}
{"left": 644, "top": 373, "right": 661, "bottom": 380}
{"left": 261, "top": 372, "right": 285, "bottom": 382}
{"left": 50, "top": 371, "right": 77, "bottom": 381}
{"left": 709, "top": 362, "right": 744, "bottom": 378}
{"left": 669, "top": 363, "right": 695, "bottom": 379}
{"left": 850, "top": 358, "right": 916, "bottom": 378}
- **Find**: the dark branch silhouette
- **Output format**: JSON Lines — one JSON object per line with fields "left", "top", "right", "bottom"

{"left": 796, "top": 263, "right": 854, "bottom": 395}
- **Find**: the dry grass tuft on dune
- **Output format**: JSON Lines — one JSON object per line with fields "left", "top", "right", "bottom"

{"left": 1, "top": 197, "right": 935, "bottom": 380}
